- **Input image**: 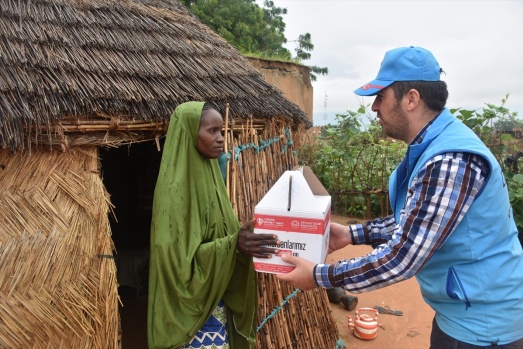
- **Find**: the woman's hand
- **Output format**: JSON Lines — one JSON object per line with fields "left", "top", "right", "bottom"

{"left": 237, "top": 218, "right": 280, "bottom": 258}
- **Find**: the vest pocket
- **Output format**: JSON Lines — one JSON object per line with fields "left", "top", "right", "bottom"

{"left": 446, "top": 267, "right": 471, "bottom": 310}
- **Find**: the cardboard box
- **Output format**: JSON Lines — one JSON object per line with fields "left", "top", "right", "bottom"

{"left": 253, "top": 166, "right": 331, "bottom": 274}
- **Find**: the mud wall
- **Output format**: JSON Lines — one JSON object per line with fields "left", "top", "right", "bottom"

{"left": 247, "top": 57, "right": 313, "bottom": 122}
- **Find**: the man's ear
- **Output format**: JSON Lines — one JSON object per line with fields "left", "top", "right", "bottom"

{"left": 405, "top": 89, "right": 421, "bottom": 111}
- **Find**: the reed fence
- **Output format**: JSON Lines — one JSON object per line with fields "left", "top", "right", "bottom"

{"left": 223, "top": 113, "right": 340, "bottom": 349}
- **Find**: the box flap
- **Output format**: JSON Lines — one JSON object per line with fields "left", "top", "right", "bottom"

{"left": 292, "top": 166, "right": 329, "bottom": 196}
{"left": 256, "top": 167, "right": 330, "bottom": 213}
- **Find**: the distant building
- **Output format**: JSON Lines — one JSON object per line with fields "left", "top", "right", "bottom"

{"left": 247, "top": 57, "right": 314, "bottom": 122}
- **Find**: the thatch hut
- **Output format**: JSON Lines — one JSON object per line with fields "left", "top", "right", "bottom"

{"left": 0, "top": 0, "right": 339, "bottom": 348}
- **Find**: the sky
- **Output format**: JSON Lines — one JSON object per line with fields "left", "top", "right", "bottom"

{"left": 257, "top": 0, "right": 523, "bottom": 126}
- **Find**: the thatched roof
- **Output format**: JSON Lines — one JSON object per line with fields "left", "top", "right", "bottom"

{"left": 0, "top": 0, "right": 311, "bottom": 151}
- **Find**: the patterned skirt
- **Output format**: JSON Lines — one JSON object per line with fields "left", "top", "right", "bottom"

{"left": 181, "top": 300, "right": 229, "bottom": 349}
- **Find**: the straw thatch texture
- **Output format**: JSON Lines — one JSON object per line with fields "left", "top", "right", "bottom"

{"left": 0, "top": 0, "right": 311, "bottom": 151}
{"left": 224, "top": 117, "right": 339, "bottom": 348}
{"left": 0, "top": 147, "right": 118, "bottom": 348}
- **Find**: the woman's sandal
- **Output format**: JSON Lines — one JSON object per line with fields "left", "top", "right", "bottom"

{"left": 373, "top": 305, "right": 403, "bottom": 316}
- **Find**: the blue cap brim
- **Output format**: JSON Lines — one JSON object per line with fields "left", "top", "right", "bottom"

{"left": 354, "top": 79, "right": 394, "bottom": 96}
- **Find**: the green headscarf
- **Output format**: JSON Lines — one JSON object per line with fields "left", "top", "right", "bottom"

{"left": 147, "top": 102, "right": 257, "bottom": 349}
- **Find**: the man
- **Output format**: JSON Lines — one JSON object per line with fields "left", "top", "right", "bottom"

{"left": 276, "top": 46, "right": 523, "bottom": 348}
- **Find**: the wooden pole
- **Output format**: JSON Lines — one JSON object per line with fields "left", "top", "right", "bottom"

{"left": 224, "top": 103, "right": 230, "bottom": 197}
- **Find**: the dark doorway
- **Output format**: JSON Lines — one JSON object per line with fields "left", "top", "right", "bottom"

{"left": 100, "top": 140, "right": 163, "bottom": 349}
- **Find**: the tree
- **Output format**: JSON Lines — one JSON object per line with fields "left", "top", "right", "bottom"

{"left": 181, "top": 0, "right": 291, "bottom": 59}
{"left": 290, "top": 32, "right": 329, "bottom": 81}
{"left": 181, "top": 0, "right": 328, "bottom": 80}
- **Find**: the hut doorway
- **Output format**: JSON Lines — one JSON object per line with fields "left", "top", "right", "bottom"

{"left": 100, "top": 140, "right": 163, "bottom": 349}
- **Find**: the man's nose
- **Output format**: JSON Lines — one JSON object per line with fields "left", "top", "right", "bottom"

{"left": 371, "top": 97, "right": 380, "bottom": 112}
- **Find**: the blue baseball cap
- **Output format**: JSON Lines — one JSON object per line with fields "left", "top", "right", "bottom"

{"left": 354, "top": 46, "right": 441, "bottom": 96}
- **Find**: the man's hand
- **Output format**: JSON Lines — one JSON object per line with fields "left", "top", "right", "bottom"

{"left": 275, "top": 254, "right": 318, "bottom": 290}
{"left": 328, "top": 222, "right": 352, "bottom": 254}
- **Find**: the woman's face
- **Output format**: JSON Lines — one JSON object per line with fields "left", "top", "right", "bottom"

{"left": 197, "top": 108, "right": 225, "bottom": 159}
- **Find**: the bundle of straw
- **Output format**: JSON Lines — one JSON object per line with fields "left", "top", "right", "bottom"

{"left": 0, "top": 147, "right": 119, "bottom": 348}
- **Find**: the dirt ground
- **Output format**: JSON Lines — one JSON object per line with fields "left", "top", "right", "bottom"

{"left": 328, "top": 214, "right": 435, "bottom": 349}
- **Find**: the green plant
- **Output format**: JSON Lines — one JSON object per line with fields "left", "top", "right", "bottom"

{"left": 297, "top": 105, "right": 405, "bottom": 217}
{"left": 507, "top": 172, "right": 523, "bottom": 245}
{"left": 452, "top": 95, "right": 523, "bottom": 246}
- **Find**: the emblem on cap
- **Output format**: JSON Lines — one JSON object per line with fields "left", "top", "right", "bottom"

{"left": 362, "top": 83, "right": 385, "bottom": 90}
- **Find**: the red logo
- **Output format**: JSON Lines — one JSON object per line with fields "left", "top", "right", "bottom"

{"left": 275, "top": 249, "right": 292, "bottom": 257}
{"left": 361, "top": 83, "right": 384, "bottom": 90}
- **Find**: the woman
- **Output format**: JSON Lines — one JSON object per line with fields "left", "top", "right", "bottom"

{"left": 147, "top": 101, "right": 279, "bottom": 349}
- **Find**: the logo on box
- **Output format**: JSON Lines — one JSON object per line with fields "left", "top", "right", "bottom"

{"left": 275, "top": 249, "right": 292, "bottom": 257}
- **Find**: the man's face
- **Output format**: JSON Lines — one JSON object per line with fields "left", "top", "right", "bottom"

{"left": 197, "top": 109, "right": 224, "bottom": 159}
{"left": 371, "top": 87, "right": 409, "bottom": 142}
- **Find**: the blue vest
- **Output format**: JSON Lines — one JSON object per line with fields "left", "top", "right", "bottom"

{"left": 389, "top": 109, "right": 523, "bottom": 345}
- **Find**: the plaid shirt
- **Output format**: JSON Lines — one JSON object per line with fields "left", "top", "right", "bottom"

{"left": 314, "top": 124, "right": 490, "bottom": 292}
